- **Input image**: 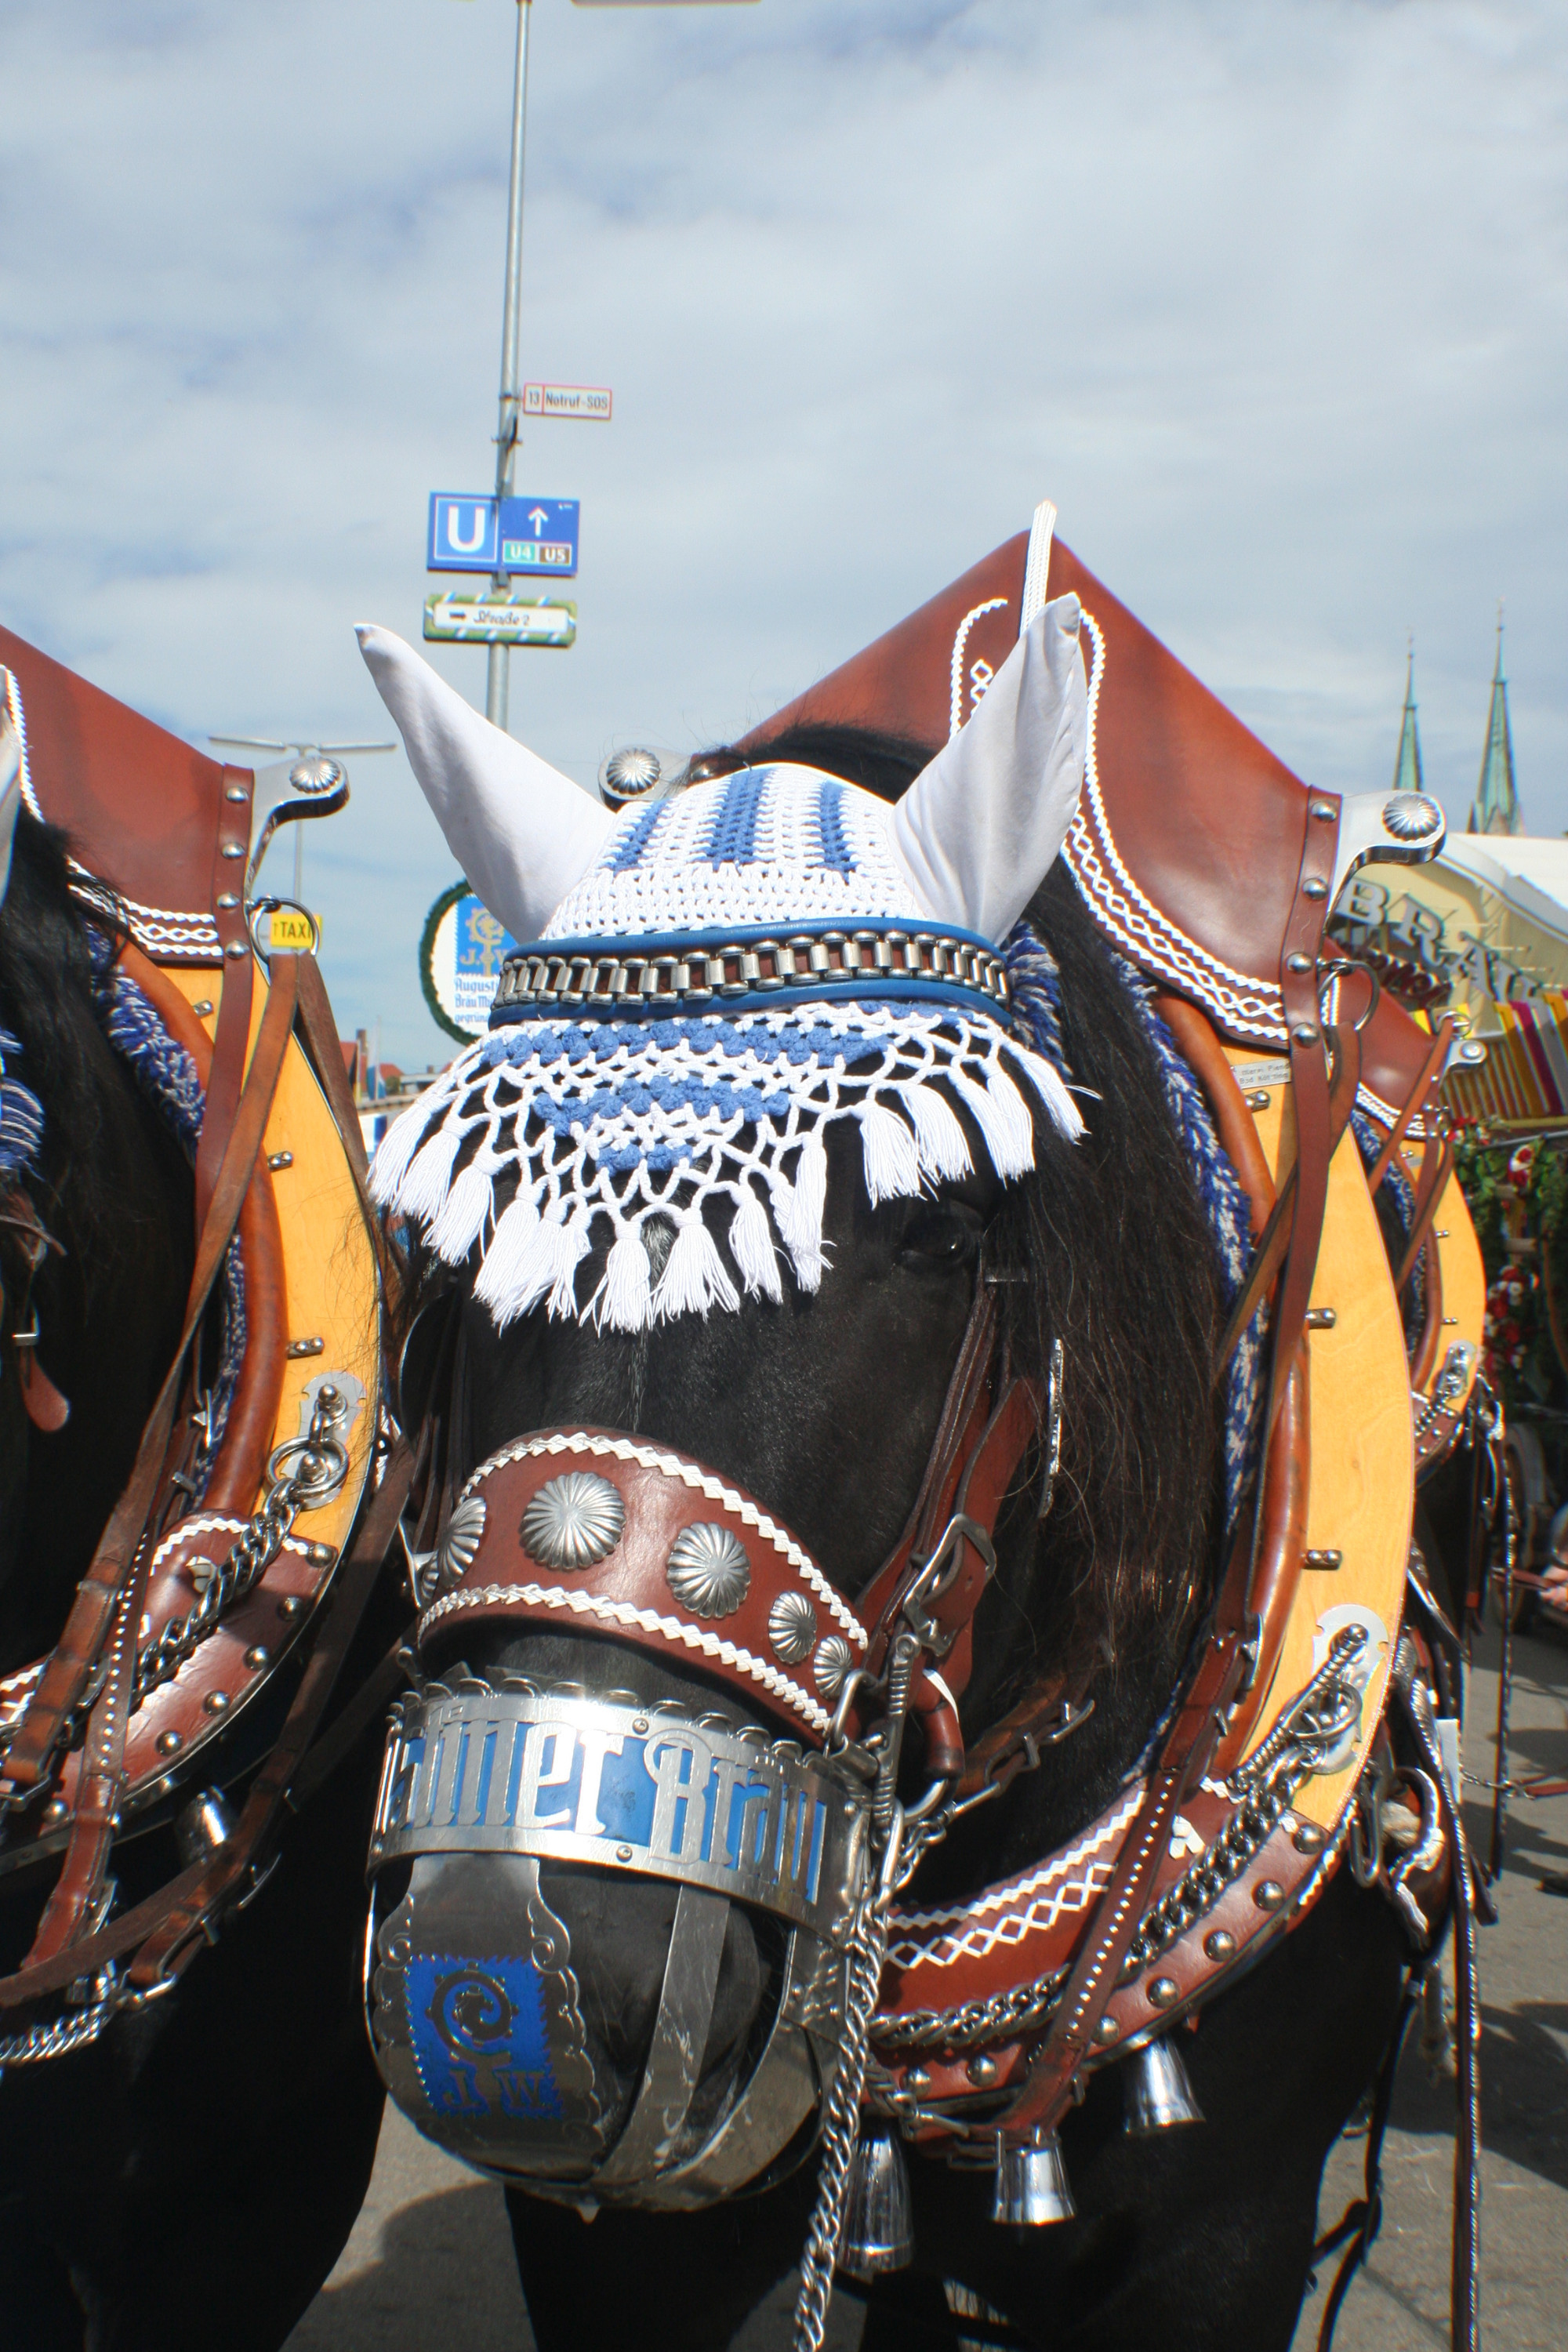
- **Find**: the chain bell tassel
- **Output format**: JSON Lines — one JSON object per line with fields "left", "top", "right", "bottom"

{"left": 836, "top": 2123, "right": 914, "bottom": 2280}
{"left": 1121, "top": 2035, "right": 1204, "bottom": 2135}
{"left": 991, "top": 2125, "right": 1076, "bottom": 2226}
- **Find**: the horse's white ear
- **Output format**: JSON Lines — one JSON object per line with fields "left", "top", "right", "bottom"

{"left": 891, "top": 594, "right": 1087, "bottom": 944}
{"left": 0, "top": 709, "right": 23, "bottom": 913}
{"left": 356, "top": 624, "right": 613, "bottom": 942}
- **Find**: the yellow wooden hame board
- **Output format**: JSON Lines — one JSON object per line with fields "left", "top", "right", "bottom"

{"left": 170, "top": 956, "right": 381, "bottom": 1578}
{"left": 1224, "top": 1058, "right": 1414, "bottom": 1835}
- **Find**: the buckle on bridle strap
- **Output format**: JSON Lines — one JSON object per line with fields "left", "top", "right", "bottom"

{"left": 899, "top": 1514, "right": 997, "bottom": 1659}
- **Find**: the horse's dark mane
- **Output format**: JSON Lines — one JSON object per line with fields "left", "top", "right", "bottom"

{"left": 746, "top": 725, "right": 1223, "bottom": 1689}
{"left": 0, "top": 815, "right": 136, "bottom": 1261}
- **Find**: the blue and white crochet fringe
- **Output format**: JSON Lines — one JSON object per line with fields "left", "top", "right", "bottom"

{"left": 374, "top": 995, "right": 1084, "bottom": 1334}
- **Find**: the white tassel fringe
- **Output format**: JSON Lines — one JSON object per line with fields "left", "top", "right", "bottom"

{"left": 653, "top": 1219, "right": 739, "bottom": 1320}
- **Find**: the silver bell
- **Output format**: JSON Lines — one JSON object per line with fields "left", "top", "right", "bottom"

{"left": 991, "top": 2126, "right": 1076, "bottom": 2227}
{"left": 1122, "top": 2036, "right": 1203, "bottom": 2135}
{"left": 837, "top": 2124, "right": 914, "bottom": 2279}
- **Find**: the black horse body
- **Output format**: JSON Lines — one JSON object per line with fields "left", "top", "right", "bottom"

{"left": 0, "top": 818, "right": 389, "bottom": 2352}
{"left": 404, "top": 732, "right": 1414, "bottom": 2351}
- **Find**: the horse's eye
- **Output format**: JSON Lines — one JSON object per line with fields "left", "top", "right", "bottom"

{"left": 897, "top": 1201, "right": 985, "bottom": 1269}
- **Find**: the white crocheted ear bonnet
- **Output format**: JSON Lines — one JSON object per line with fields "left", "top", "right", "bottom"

{"left": 359, "top": 590, "right": 1090, "bottom": 1331}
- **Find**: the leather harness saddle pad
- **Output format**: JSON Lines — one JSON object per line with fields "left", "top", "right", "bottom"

{"left": 0, "top": 622, "right": 248, "bottom": 966}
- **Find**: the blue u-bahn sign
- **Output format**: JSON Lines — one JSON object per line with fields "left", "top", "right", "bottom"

{"left": 427, "top": 494, "right": 579, "bottom": 578}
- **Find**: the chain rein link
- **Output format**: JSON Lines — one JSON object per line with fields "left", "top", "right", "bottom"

{"left": 131, "top": 1395, "right": 349, "bottom": 1708}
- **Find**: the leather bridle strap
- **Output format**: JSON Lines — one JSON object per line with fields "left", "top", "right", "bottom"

{"left": 1214, "top": 1021, "right": 1360, "bottom": 1374}
{"left": 0, "top": 1440, "right": 414, "bottom": 2013}
{"left": 194, "top": 768, "right": 256, "bottom": 1232}
{"left": 2, "top": 960, "right": 299, "bottom": 1820}
{"left": 293, "top": 946, "right": 404, "bottom": 1312}
{"left": 1367, "top": 1019, "right": 1451, "bottom": 1198}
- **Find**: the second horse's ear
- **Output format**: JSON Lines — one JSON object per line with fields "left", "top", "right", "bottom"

{"left": 395, "top": 1286, "right": 462, "bottom": 1440}
{"left": 356, "top": 622, "right": 612, "bottom": 943}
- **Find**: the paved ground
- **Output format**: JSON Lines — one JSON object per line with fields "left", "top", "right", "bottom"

{"left": 287, "top": 1615, "right": 1567, "bottom": 2351}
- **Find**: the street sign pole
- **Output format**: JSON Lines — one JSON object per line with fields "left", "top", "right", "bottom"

{"left": 487, "top": 0, "right": 533, "bottom": 732}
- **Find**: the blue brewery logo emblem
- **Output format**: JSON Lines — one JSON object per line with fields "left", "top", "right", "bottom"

{"left": 406, "top": 1954, "right": 562, "bottom": 2121}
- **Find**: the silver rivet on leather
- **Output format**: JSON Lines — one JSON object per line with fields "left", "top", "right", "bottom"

{"left": 666, "top": 1523, "right": 751, "bottom": 1618}
{"left": 521, "top": 1472, "right": 625, "bottom": 1570}
{"left": 768, "top": 1589, "right": 818, "bottom": 1664}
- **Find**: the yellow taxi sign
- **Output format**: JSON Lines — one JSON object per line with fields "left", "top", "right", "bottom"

{"left": 267, "top": 907, "right": 318, "bottom": 954}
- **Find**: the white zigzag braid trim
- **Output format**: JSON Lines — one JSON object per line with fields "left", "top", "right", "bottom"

{"left": 373, "top": 1002, "right": 1080, "bottom": 1332}
{"left": 417, "top": 1581, "right": 833, "bottom": 1738}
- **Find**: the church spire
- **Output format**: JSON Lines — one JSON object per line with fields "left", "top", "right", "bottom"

{"left": 1392, "top": 637, "right": 1424, "bottom": 796}
{"left": 1469, "top": 606, "right": 1522, "bottom": 836}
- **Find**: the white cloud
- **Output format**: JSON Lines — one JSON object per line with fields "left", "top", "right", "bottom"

{"left": 2, "top": 0, "right": 1563, "bottom": 1062}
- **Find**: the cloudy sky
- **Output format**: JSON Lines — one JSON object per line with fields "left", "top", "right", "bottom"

{"left": 3, "top": 0, "right": 1563, "bottom": 1065}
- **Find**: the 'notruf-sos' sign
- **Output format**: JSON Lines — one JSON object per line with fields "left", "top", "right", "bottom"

{"left": 427, "top": 495, "right": 579, "bottom": 578}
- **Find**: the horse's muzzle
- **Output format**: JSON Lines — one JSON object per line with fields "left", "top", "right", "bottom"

{"left": 364, "top": 1678, "right": 873, "bottom": 2207}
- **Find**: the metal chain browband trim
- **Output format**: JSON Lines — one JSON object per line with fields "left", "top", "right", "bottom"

{"left": 489, "top": 921, "right": 1012, "bottom": 1023}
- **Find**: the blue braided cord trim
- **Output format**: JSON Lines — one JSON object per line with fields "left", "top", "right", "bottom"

{"left": 704, "top": 768, "right": 768, "bottom": 867}
{"left": 608, "top": 795, "right": 670, "bottom": 874}
{"left": 1110, "top": 954, "right": 1265, "bottom": 1534}
{"left": 1350, "top": 1108, "right": 1416, "bottom": 1225}
{"left": 89, "top": 948, "right": 246, "bottom": 1501}
{"left": 0, "top": 1026, "right": 44, "bottom": 1185}
{"left": 816, "top": 780, "right": 855, "bottom": 877}
{"left": 485, "top": 1011, "right": 978, "bottom": 1076}
{"left": 1003, "top": 921, "right": 1071, "bottom": 1076}
{"left": 0, "top": 1080, "right": 44, "bottom": 1183}
{"left": 1352, "top": 1106, "right": 1425, "bottom": 1322}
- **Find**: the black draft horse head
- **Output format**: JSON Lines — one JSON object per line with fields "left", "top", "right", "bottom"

{"left": 378, "top": 725, "right": 1224, "bottom": 2192}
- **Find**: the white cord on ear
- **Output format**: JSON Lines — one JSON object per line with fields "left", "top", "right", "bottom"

{"left": 1019, "top": 498, "right": 1058, "bottom": 634}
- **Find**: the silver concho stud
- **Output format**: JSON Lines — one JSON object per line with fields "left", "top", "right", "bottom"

{"left": 1381, "top": 791, "right": 1443, "bottom": 843}
{"left": 812, "top": 1635, "right": 855, "bottom": 1700}
{"left": 666, "top": 1523, "right": 751, "bottom": 1619}
{"left": 768, "top": 1589, "right": 818, "bottom": 1664}
{"left": 437, "top": 1494, "right": 487, "bottom": 1589}
{"left": 520, "top": 1472, "right": 625, "bottom": 1571}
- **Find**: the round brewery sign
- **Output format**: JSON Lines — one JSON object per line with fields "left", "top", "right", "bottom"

{"left": 420, "top": 881, "right": 518, "bottom": 1044}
